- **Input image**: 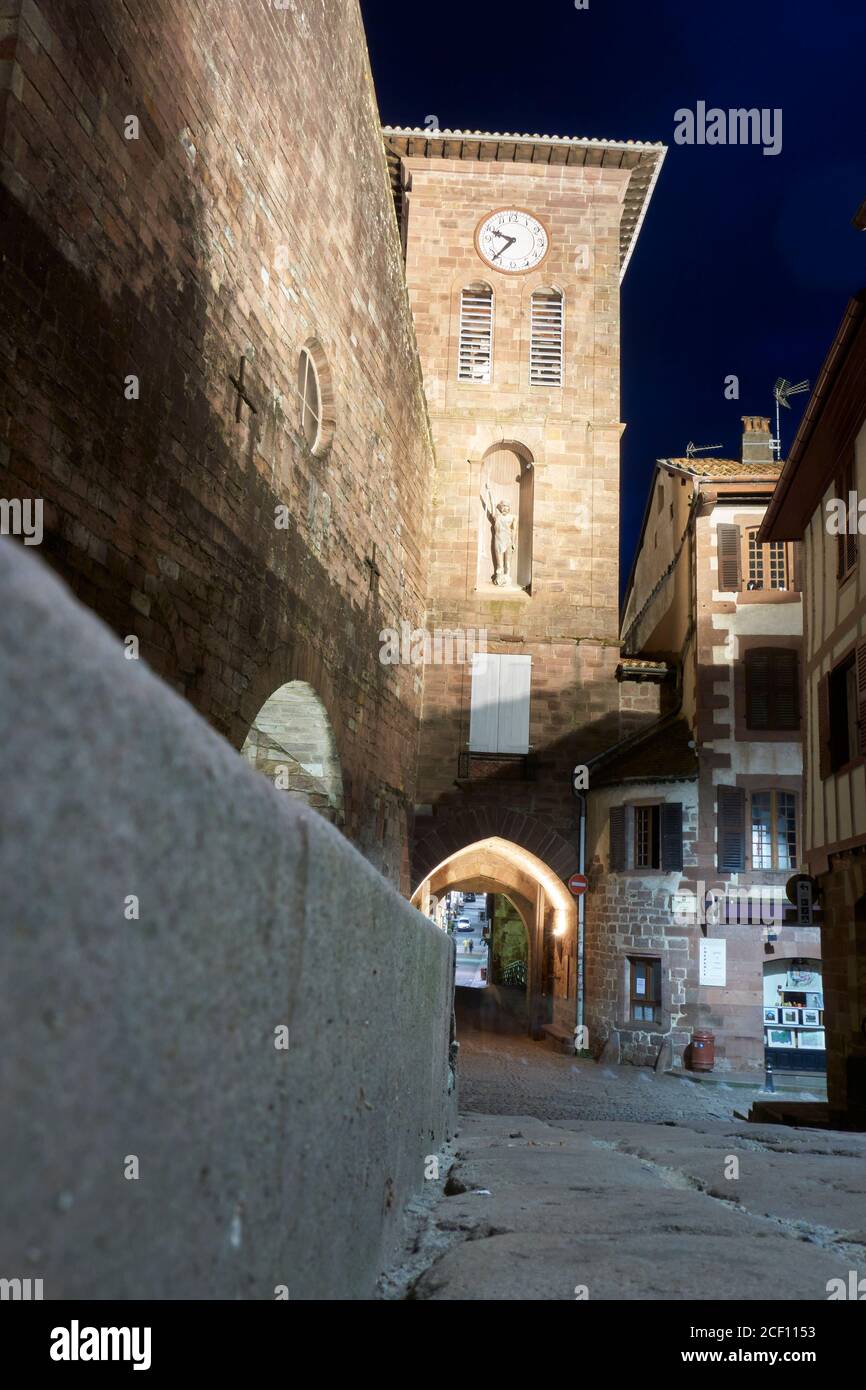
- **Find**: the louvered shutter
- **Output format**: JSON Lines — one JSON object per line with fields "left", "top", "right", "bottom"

{"left": 844, "top": 525, "right": 859, "bottom": 578}
{"left": 772, "top": 649, "right": 800, "bottom": 730}
{"left": 817, "top": 674, "right": 832, "bottom": 779}
{"left": 468, "top": 652, "right": 499, "bottom": 751}
{"left": 609, "top": 806, "right": 626, "bottom": 872}
{"left": 837, "top": 462, "right": 859, "bottom": 579}
{"left": 745, "top": 649, "right": 769, "bottom": 729}
{"left": 529, "top": 289, "right": 563, "bottom": 386}
{"left": 496, "top": 654, "right": 532, "bottom": 754}
{"left": 660, "top": 802, "right": 684, "bottom": 872}
{"left": 458, "top": 285, "right": 493, "bottom": 383}
{"left": 717, "top": 524, "right": 742, "bottom": 590}
{"left": 856, "top": 640, "right": 866, "bottom": 756}
{"left": 717, "top": 786, "right": 745, "bottom": 872}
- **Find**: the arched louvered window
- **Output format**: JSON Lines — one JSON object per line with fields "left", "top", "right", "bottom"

{"left": 530, "top": 288, "right": 563, "bottom": 386}
{"left": 458, "top": 283, "right": 493, "bottom": 383}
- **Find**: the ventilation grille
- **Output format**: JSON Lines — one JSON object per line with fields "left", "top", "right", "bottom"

{"left": 530, "top": 290, "right": 563, "bottom": 386}
{"left": 458, "top": 287, "right": 493, "bottom": 382}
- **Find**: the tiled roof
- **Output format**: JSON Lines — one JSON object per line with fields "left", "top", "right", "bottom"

{"left": 660, "top": 458, "right": 784, "bottom": 480}
{"left": 617, "top": 658, "right": 672, "bottom": 677}
{"left": 381, "top": 127, "right": 666, "bottom": 281}
{"left": 382, "top": 127, "right": 664, "bottom": 149}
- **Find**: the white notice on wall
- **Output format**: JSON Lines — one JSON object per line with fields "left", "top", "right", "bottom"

{"left": 699, "top": 939, "right": 726, "bottom": 987}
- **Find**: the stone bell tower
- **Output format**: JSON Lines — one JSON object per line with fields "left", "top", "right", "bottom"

{"left": 385, "top": 130, "right": 665, "bottom": 1036}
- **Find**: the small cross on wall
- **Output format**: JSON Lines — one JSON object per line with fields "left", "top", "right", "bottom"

{"left": 364, "top": 543, "right": 382, "bottom": 591}
{"left": 229, "top": 354, "right": 259, "bottom": 422}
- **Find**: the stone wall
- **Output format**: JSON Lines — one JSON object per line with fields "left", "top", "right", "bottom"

{"left": 397, "top": 150, "right": 631, "bottom": 876}
{"left": 0, "top": 0, "right": 434, "bottom": 890}
{"left": 0, "top": 541, "right": 456, "bottom": 1299}
{"left": 585, "top": 780, "right": 699, "bottom": 1067}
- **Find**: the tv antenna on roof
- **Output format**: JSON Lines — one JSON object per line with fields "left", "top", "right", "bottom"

{"left": 685, "top": 441, "right": 723, "bottom": 459}
{"left": 772, "top": 378, "right": 810, "bottom": 460}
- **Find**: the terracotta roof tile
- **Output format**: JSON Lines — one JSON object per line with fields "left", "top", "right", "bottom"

{"left": 660, "top": 458, "right": 784, "bottom": 480}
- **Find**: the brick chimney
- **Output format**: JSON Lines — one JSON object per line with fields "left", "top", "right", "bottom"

{"left": 741, "top": 415, "right": 774, "bottom": 465}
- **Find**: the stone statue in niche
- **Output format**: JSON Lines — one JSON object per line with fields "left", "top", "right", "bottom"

{"left": 482, "top": 480, "right": 517, "bottom": 586}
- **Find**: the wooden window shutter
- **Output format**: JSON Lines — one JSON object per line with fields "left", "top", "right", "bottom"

{"left": 529, "top": 289, "right": 563, "bottom": 386}
{"left": 609, "top": 806, "right": 626, "bottom": 872}
{"left": 792, "top": 541, "right": 802, "bottom": 592}
{"left": 746, "top": 648, "right": 799, "bottom": 730}
{"left": 745, "top": 648, "right": 769, "bottom": 728}
{"left": 660, "top": 802, "right": 684, "bottom": 872}
{"left": 773, "top": 648, "right": 800, "bottom": 730}
{"left": 495, "top": 654, "right": 532, "bottom": 754}
{"left": 717, "top": 786, "right": 745, "bottom": 872}
{"left": 458, "top": 284, "right": 493, "bottom": 383}
{"left": 468, "top": 652, "right": 500, "bottom": 752}
{"left": 837, "top": 461, "right": 858, "bottom": 580}
{"left": 817, "top": 673, "right": 832, "bottom": 779}
{"left": 717, "top": 523, "right": 741, "bottom": 590}
{"left": 857, "top": 640, "right": 866, "bottom": 756}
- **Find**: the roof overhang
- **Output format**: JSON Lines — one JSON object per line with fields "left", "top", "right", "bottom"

{"left": 382, "top": 127, "right": 667, "bottom": 282}
{"left": 760, "top": 290, "right": 866, "bottom": 542}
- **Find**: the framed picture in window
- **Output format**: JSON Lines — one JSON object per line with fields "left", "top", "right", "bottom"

{"left": 781, "top": 1007, "right": 799, "bottom": 1025}
{"left": 768, "top": 1028, "right": 797, "bottom": 1048}
{"left": 797, "top": 1029, "right": 824, "bottom": 1049}
{"left": 800, "top": 1008, "right": 820, "bottom": 1026}
{"left": 763, "top": 1007, "right": 781, "bottom": 1024}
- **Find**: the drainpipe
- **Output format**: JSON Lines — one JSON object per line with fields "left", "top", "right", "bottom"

{"left": 574, "top": 791, "right": 586, "bottom": 1044}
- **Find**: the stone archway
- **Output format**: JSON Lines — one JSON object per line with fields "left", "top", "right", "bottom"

{"left": 241, "top": 679, "right": 344, "bottom": 824}
{"left": 413, "top": 808, "right": 580, "bottom": 890}
{"left": 412, "top": 835, "right": 578, "bottom": 1038}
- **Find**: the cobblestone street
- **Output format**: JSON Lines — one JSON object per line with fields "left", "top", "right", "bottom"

{"left": 380, "top": 997, "right": 864, "bottom": 1301}
{"left": 455, "top": 998, "right": 822, "bottom": 1126}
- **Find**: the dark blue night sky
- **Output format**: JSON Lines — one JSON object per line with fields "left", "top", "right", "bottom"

{"left": 359, "top": 0, "right": 865, "bottom": 596}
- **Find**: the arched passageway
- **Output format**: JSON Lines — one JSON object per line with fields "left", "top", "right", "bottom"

{"left": 240, "top": 679, "right": 344, "bottom": 823}
{"left": 412, "top": 836, "right": 577, "bottom": 1040}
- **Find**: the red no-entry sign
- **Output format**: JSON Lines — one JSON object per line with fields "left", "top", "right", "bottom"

{"left": 568, "top": 873, "right": 588, "bottom": 897}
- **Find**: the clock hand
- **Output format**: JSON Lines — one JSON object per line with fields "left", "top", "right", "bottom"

{"left": 491, "top": 235, "right": 517, "bottom": 262}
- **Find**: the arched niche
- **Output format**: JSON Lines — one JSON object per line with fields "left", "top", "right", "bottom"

{"left": 476, "top": 442, "right": 534, "bottom": 592}
{"left": 240, "top": 679, "right": 344, "bottom": 823}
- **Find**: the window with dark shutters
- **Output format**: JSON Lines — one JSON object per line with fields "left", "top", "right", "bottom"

{"left": 609, "top": 805, "right": 626, "bottom": 872}
{"left": 717, "top": 524, "right": 741, "bottom": 590}
{"left": 717, "top": 786, "right": 745, "bottom": 871}
{"left": 745, "top": 648, "right": 800, "bottom": 731}
{"left": 660, "top": 802, "right": 683, "bottom": 871}
{"left": 857, "top": 639, "right": 866, "bottom": 757}
{"left": 817, "top": 673, "right": 832, "bottom": 779}
{"left": 837, "top": 457, "right": 858, "bottom": 583}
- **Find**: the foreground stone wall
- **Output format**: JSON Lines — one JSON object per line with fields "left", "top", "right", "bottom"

{"left": 0, "top": 0, "right": 434, "bottom": 890}
{"left": 0, "top": 542, "right": 455, "bottom": 1299}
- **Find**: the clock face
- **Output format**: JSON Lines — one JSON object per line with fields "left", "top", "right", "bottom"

{"left": 475, "top": 209, "right": 550, "bottom": 273}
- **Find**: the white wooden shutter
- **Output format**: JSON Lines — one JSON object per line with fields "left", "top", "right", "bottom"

{"left": 458, "top": 285, "right": 493, "bottom": 383}
{"left": 468, "top": 654, "right": 532, "bottom": 753}
{"left": 529, "top": 289, "right": 563, "bottom": 386}
{"left": 468, "top": 652, "right": 499, "bottom": 751}
{"left": 495, "top": 654, "right": 532, "bottom": 753}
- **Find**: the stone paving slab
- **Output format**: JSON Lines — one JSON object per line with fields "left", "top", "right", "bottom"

{"left": 397, "top": 1113, "right": 866, "bottom": 1301}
